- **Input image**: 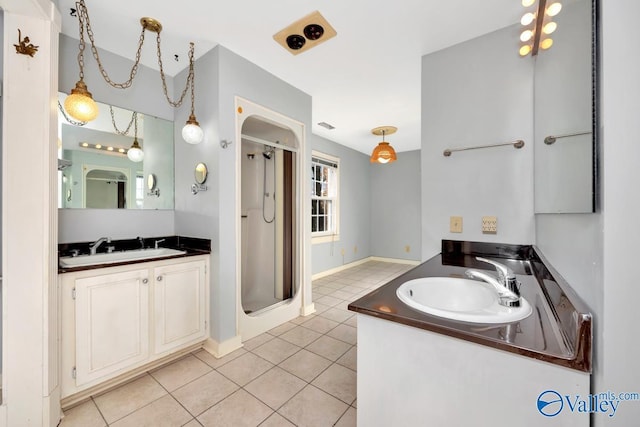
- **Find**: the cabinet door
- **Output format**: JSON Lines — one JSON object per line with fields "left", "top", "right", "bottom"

{"left": 75, "top": 269, "right": 149, "bottom": 386}
{"left": 154, "top": 259, "right": 207, "bottom": 355}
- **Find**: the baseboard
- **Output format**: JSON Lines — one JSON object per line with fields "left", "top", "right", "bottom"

{"left": 370, "top": 256, "right": 421, "bottom": 266}
{"left": 312, "top": 256, "right": 421, "bottom": 280}
{"left": 202, "top": 335, "right": 243, "bottom": 359}
{"left": 311, "top": 257, "right": 372, "bottom": 280}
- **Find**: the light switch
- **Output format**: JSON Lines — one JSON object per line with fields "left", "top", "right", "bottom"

{"left": 450, "top": 216, "right": 463, "bottom": 233}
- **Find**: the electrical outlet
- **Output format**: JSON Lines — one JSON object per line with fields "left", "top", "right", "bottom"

{"left": 405, "top": 245, "right": 411, "bottom": 253}
{"left": 450, "top": 216, "right": 463, "bottom": 233}
{"left": 354, "top": 245, "right": 358, "bottom": 253}
{"left": 482, "top": 216, "right": 497, "bottom": 234}
{"left": 341, "top": 248, "right": 345, "bottom": 256}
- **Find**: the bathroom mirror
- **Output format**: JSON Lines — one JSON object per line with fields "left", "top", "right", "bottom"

{"left": 195, "top": 163, "right": 208, "bottom": 184}
{"left": 534, "top": 0, "right": 597, "bottom": 213}
{"left": 57, "top": 92, "right": 175, "bottom": 210}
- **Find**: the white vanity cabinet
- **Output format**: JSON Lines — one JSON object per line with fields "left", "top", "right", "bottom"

{"left": 74, "top": 268, "right": 151, "bottom": 387}
{"left": 60, "top": 255, "right": 209, "bottom": 400}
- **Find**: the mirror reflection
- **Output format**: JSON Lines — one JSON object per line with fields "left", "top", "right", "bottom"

{"left": 195, "top": 163, "right": 208, "bottom": 184}
{"left": 534, "top": 0, "right": 595, "bottom": 213}
{"left": 57, "top": 93, "right": 175, "bottom": 210}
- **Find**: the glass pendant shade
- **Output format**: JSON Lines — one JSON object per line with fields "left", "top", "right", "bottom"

{"left": 127, "top": 139, "right": 144, "bottom": 162}
{"left": 182, "top": 114, "right": 204, "bottom": 144}
{"left": 65, "top": 80, "right": 99, "bottom": 122}
{"left": 370, "top": 142, "right": 397, "bottom": 164}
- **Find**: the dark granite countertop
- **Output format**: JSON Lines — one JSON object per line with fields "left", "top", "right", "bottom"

{"left": 58, "top": 236, "right": 211, "bottom": 274}
{"left": 348, "top": 240, "right": 592, "bottom": 373}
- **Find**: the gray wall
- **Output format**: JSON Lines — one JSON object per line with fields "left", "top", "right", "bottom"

{"left": 58, "top": 34, "right": 177, "bottom": 242}
{"left": 421, "top": 25, "right": 535, "bottom": 260}
{"left": 310, "top": 134, "right": 372, "bottom": 274}
{"left": 370, "top": 150, "right": 421, "bottom": 261}
{"left": 174, "top": 46, "right": 312, "bottom": 344}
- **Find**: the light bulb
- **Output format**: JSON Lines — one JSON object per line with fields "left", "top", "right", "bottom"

{"left": 521, "top": 13, "right": 535, "bottom": 26}
{"left": 519, "top": 45, "right": 532, "bottom": 56}
{"left": 543, "top": 22, "right": 557, "bottom": 34}
{"left": 182, "top": 122, "right": 204, "bottom": 145}
{"left": 546, "top": 2, "right": 562, "bottom": 17}
{"left": 95, "top": 144, "right": 102, "bottom": 149}
{"left": 541, "top": 38, "right": 554, "bottom": 50}
{"left": 127, "top": 140, "right": 144, "bottom": 162}
{"left": 520, "top": 30, "right": 534, "bottom": 42}
{"left": 522, "top": 0, "right": 535, "bottom": 6}
{"left": 64, "top": 92, "right": 98, "bottom": 122}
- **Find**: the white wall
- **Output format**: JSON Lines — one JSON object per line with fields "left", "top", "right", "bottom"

{"left": 597, "top": 1, "right": 640, "bottom": 424}
{"left": 1, "top": 3, "right": 61, "bottom": 425}
{"left": 421, "top": 24, "right": 535, "bottom": 261}
{"left": 370, "top": 150, "right": 421, "bottom": 261}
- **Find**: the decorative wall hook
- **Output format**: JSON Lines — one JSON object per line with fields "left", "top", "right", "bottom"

{"left": 14, "top": 29, "right": 39, "bottom": 57}
{"left": 220, "top": 139, "right": 233, "bottom": 149}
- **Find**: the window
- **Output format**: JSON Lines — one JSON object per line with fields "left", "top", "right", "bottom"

{"left": 311, "top": 151, "right": 339, "bottom": 243}
{"left": 135, "top": 173, "right": 144, "bottom": 209}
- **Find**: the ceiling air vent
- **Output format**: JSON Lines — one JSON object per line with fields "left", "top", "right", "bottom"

{"left": 318, "top": 122, "right": 335, "bottom": 130}
{"left": 273, "top": 11, "right": 337, "bottom": 55}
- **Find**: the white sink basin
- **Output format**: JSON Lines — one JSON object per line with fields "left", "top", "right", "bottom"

{"left": 60, "top": 248, "right": 187, "bottom": 268}
{"left": 396, "top": 277, "right": 532, "bottom": 324}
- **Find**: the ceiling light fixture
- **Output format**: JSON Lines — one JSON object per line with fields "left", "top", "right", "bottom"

{"left": 65, "top": 0, "right": 203, "bottom": 144}
{"left": 518, "top": 0, "right": 562, "bottom": 57}
{"left": 370, "top": 126, "right": 398, "bottom": 164}
{"left": 127, "top": 112, "right": 144, "bottom": 163}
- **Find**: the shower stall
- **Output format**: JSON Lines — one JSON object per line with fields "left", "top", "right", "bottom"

{"left": 240, "top": 115, "right": 297, "bottom": 316}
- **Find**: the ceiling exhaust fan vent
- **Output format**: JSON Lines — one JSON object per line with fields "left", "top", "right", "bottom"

{"left": 274, "top": 11, "right": 337, "bottom": 55}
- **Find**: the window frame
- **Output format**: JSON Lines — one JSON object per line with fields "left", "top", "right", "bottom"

{"left": 311, "top": 150, "right": 340, "bottom": 244}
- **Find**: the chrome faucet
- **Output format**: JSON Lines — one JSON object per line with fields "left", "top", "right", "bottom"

{"left": 89, "top": 237, "right": 111, "bottom": 255}
{"left": 465, "top": 257, "right": 521, "bottom": 307}
{"left": 154, "top": 238, "right": 166, "bottom": 249}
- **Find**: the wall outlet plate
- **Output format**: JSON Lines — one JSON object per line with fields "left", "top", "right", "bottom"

{"left": 482, "top": 216, "right": 497, "bottom": 234}
{"left": 450, "top": 216, "right": 463, "bottom": 233}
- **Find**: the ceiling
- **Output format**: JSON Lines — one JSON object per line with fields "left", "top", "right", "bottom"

{"left": 57, "top": 0, "right": 525, "bottom": 155}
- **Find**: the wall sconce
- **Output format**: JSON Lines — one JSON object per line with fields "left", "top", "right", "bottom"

{"left": 370, "top": 126, "right": 398, "bottom": 164}
{"left": 519, "top": 0, "right": 562, "bottom": 57}
{"left": 191, "top": 162, "right": 208, "bottom": 194}
{"left": 65, "top": 0, "right": 203, "bottom": 144}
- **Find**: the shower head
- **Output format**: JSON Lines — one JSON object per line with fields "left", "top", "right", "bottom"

{"left": 263, "top": 147, "right": 274, "bottom": 159}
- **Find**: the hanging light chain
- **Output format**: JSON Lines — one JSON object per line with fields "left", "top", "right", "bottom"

{"left": 76, "top": 0, "right": 146, "bottom": 89}
{"left": 58, "top": 100, "right": 87, "bottom": 126}
{"left": 109, "top": 106, "right": 137, "bottom": 135}
{"left": 134, "top": 111, "right": 138, "bottom": 138}
{"left": 156, "top": 34, "right": 194, "bottom": 108}
{"left": 189, "top": 44, "right": 196, "bottom": 117}
{"left": 75, "top": 0, "right": 86, "bottom": 82}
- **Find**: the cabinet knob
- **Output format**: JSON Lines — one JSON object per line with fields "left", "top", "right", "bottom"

{"left": 142, "top": 278, "right": 148, "bottom": 284}
{"left": 157, "top": 276, "right": 163, "bottom": 281}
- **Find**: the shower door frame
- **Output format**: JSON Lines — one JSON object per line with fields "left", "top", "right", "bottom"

{"left": 235, "top": 97, "right": 311, "bottom": 341}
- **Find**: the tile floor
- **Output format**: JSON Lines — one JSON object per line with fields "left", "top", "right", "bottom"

{"left": 60, "top": 260, "right": 413, "bottom": 427}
